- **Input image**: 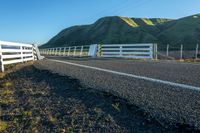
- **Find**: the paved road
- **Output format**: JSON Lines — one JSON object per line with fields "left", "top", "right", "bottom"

{"left": 35, "top": 56, "right": 200, "bottom": 129}
{"left": 46, "top": 56, "right": 200, "bottom": 87}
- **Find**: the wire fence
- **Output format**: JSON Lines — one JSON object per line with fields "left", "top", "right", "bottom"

{"left": 157, "top": 44, "right": 199, "bottom": 60}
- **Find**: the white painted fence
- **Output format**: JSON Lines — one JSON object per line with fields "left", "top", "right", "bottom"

{"left": 40, "top": 45, "right": 90, "bottom": 56}
{"left": 40, "top": 43, "right": 155, "bottom": 59}
{"left": 99, "top": 44, "right": 154, "bottom": 59}
{"left": 0, "top": 41, "right": 37, "bottom": 72}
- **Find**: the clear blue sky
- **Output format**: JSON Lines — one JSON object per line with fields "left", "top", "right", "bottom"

{"left": 0, "top": 0, "right": 200, "bottom": 44}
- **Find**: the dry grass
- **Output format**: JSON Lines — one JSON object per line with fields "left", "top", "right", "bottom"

{"left": 0, "top": 121, "right": 8, "bottom": 132}
{"left": 0, "top": 73, "right": 6, "bottom": 78}
{"left": 48, "top": 114, "right": 57, "bottom": 123}
{"left": 22, "top": 111, "right": 33, "bottom": 117}
{"left": 3, "top": 81, "right": 13, "bottom": 87}
{"left": 0, "top": 97, "right": 15, "bottom": 105}
{"left": 120, "top": 17, "right": 138, "bottom": 27}
{"left": 1, "top": 89, "right": 14, "bottom": 95}
{"left": 112, "top": 102, "right": 120, "bottom": 112}
{"left": 181, "top": 58, "right": 200, "bottom": 63}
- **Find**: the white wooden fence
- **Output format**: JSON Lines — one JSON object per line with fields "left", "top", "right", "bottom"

{"left": 0, "top": 41, "right": 37, "bottom": 72}
{"left": 40, "top": 45, "right": 90, "bottom": 56}
{"left": 99, "top": 44, "right": 154, "bottom": 59}
{"left": 40, "top": 44, "right": 155, "bottom": 59}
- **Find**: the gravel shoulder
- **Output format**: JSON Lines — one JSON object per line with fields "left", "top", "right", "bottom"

{"left": 35, "top": 58, "right": 200, "bottom": 131}
{"left": 1, "top": 63, "right": 194, "bottom": 132}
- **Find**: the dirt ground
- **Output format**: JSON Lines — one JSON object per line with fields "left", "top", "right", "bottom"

{"left": 0, "top": 63, "right": 199, "bottom": 133}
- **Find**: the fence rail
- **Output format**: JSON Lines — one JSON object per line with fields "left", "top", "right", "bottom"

{"left": 40, "top": 45, "right": 90, "bottom": 56}
{"left": 40, "top": 44, "right": 155, "bottom": 59}
{"left": 0, "top": 41, "right": 37, "bottom": 72}
{"left": 99, "top": 44, "right": 154, "bottom": 59}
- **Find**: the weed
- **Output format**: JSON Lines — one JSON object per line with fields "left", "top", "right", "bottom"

{"left": 179, "top": 59, "right": 200, "bottom": 63}
{"left": 1, "top": 89, "right": 14, "bottom": 95}
{"left": 112, "top": 102, "right": 120, "bottom": 111}
{"left": 48, "top": 115, "right": 56, "bottom": 123}
{"left": 0, "top": 121, "right": 8, "bottom": 132}
{"left": 23, "top": 111, "right": 33, "bottom": 117}
{"left": 0, "top": 97, "right": 15, "bottom": 105}
{"left": 69, "top": 127, "right": 74, "bottom": 133}
{"left": 0, "top": 73, "right": 6, "bottom": 78}
{"left": 94, "top": 107, "right": 103, "bottom": 119}
{"left": 3, "top": 81, "right": 13, "bottom": 87}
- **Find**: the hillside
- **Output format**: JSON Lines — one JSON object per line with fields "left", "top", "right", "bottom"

{"left": 157, "top": 14, "right": 200, "bottom": 49}
{"left": 41, "top": 14, "right": 200, "bottom": 49}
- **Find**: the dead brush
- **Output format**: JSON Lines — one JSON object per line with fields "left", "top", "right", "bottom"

{"left": 2, "top": 81, "right": 13, "bottom": 88}
{"left": 0, "top": 89, "right": 14, "bottom": 95}
{"left": 0, "top": 120, "right": 8, "bottom": 132}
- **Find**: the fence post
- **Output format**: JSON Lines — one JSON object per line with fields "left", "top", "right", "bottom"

{"left": 49, "top": 48, "right": 51, "bottom": 55}
{"left": 20, "top": 45, "right": 24, "bottom": 63}
{"left": 166, "top": 44, "right": 169, "bottom": 56}
{"left": 63, "top": 47, "right": 66, "bottom": 56}
{"left": 154, "top": 44, "right": 158, "bottom": 60}
{"left": 196, "top": 44, "right": 199, "bottom": 60}
{"left": 52, "top": 48, "right": 54, "bottom": 55}
{"left": 51, "top": 48, "right": 54, "bottom": 55}
{"left": 0, "top": 44, "right": 4, "bottom": 72}
{"left": 55, "top": 48, "right": 57, "bottom": 55}
{"left": 119, "top": 45, "right": 123, "bottom": 57}
{"left": 73, "top": 46, "right": 77, "bottom": 56}
{"left": 51, "top": 48, "right": 53, "bottom": 55}
{"left": 59, "top": 48, "right": 62, "bottom": 55}
{"left": 32, "top": 46, "right": 34, "bottom": 60}
{"left": 68, "top": 47, "right": 71, "bottom": 56}
{"left": 80, "top": 46, "right": 83, "bottom": 56}
{"left": 48, "top": 49, "right": 50, "bottom": 55}
{"left": 180, "top": 45, "right": 183, "bottom": 60}
{"left": 98, "top": 44, "right": 102, "bottom": 57}
{"left": 149, "top": 44, "right": 153, "bottom": 59}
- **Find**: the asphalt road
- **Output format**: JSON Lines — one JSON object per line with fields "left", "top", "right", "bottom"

{"left": 35, "top": 56, "right": 200, "bottom": 130}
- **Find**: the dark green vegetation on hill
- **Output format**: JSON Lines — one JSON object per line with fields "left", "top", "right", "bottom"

{"left": 42, "top": 14, "right": 200, "bottom": 49}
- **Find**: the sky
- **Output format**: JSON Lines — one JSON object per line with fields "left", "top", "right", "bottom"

{"left": 0, "top": 0, "right": 200, "bottom": 44}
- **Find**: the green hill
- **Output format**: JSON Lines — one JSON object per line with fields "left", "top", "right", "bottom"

{"left": 157, "top": 14, "right": 200, "bottom": 49}
{"left": 41, "top": 14, "right": 200, "bottom": 49}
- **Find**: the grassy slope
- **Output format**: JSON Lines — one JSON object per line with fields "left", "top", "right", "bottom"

{"left": 41, "top": 14, "right": 200, "bottom": 49}
{"left": 157, "top": 14, "right": 200, "bottom": 49}
{"left": 41, "top": 16, "right": 171, "bottom": 48}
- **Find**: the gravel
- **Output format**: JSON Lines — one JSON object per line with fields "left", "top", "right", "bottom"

{"left": 1, "top": 64, "right": 190, "bottom": 133}
{"left": 35, "top": 57, "right": 200, "bottom": 130}
{"left": 46, "top": 56, "right": 200, "bottom": 87}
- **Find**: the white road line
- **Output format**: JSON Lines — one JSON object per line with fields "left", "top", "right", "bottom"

{"left": 48, "top": 59, "right": 200, "bottom": 92}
